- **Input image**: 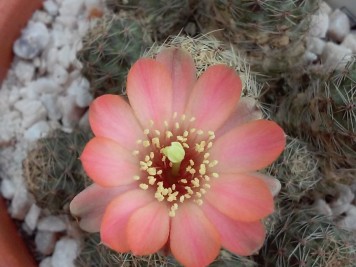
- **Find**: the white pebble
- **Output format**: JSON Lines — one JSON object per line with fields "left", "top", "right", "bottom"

{"left": 57, "top": 45, "right": 75, "bottom": 69}
{"left": 341, "top": 33, "right": 356, "bottom": 53}
{"left": 14, "top": 61, "right": 35, "bottom": 84}
{"left": 24, "top": 121, "right": 51, "bottom": 141}
{"left": 312, "top": 198, "right": 332, "bottom": 216}
{"left": 32, "top": 10, "right": 53, "bottom": 25}
{"left": 13, "top": 22, "right": 50, "bottom": 60}
{"left": 303, "top": 51, "right": 318, "bottom": 63}
{"left": 37, "top": 215, "right": 67, "bottom": 232}
{"left": 68, "top": 78, "right": 93, "bottom": 107}
{"left": 319, "top": 1, "right": 332, "bottom": 15}
{"left": 0, "top": 111, "right": 22, "bottom": 142}
{"left": 43, "top": 0, "right": 59, "bottom": 16}
{"left": 24, "top": 204, "right": 42, "bottom": 231}
{"left": 51, "top": 237, "right": 80, "bottom": 267}
{"left": 10, "top": 184, "right": 33, "bottom": 220}
{"left": 41, "top": 94, "right": 62, "bottom": 120}
{"left": 321, "top": 42, "right": 352, "bottom": 71}
{"left": 307, "top": 37, "right": 326, "bottom": 55}
{"left": 328, "top": 9, "right": 350, "bottom": 42}
{"left": 36, "top": 231, "right": 57, "bottom": 255}
{"left": 59, "top": 0, "right": 85, "bottom": 17}
{"left": 39, "top": 257, "right": 53, "bottom": 267}
{"left": 30, "top": 77, "right": 64, "bottom": 95}
{"left": 58, "top": 95, "right": 84, "bottom": 132}
{"left": 329, "top": 184, "right": 354, "bottom": 216}
{"left": 337, "top": 205, "right": 356, "bottom": 231}
{"left": 14, "top": 99, "right": 47, "bottom": 129}
{"left": 309, "top": 12, "right": 329, "bottom": 38}
{"left": 1, "top": 179, "right": 16, "bottom": 200}
{"left": 50, "top": 65, "right": 69, "bottom": 85}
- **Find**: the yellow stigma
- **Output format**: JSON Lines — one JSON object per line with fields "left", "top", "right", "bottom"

{"left": 162, "top": 141, "right": 185, "bottom": 176}
{"left": 163, "top": 142, "right": 185, "bottom": 163}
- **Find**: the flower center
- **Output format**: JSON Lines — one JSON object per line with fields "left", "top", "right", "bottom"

{"left": 132, "top": 113, "right": 219, "bottom": 217}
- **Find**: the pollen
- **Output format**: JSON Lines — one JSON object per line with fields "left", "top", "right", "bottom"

{"left": 134, "top": 115, "right": 220, "bottom": 216}
{"left": 147, "top": 167, "right": 157, "bottom": 175}
{"left": 143, "top": 140, "right": 150, "bottom": 147}
{"left": 139, "top": 183, "right": 149, "bottom": 190}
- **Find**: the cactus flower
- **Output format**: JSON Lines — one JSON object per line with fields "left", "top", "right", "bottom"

{"left": 70, "top": 48, "right": 286, "bottom": 267}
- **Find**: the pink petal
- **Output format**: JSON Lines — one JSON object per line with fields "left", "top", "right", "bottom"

{"left": 81, "top": 137, "right": 139, "bottom": 187}
{"left": 185, "top": 65, "right": 242, "bottom": 131}
{"left": 212, "top": 120, "right": 285, "bottom": 173}
{"left": 127, "top": 58, "right": 173, "bottom": 129}
{"left": 70, "top": 183, "right": 135, "bottom": 232}
{"left": 216, "top": 97, "right": 263, "bottom": 138}
{"left": 206, "top": 173, "right": 274, "bottom": 222}
{"left": 170, "top": 202, "right": 221, "bottom": 267}
{"left": 156, "top": 48, "right": 196, "bottom": 115}
{"left": 127, "top": 201, "right": 169, "bottom": 255}
{"left": 202, "top": 202, "right": 266, "bottom": 256}
{"left": 101, "top": 189, "right": 153, "bottom": 252}
{"left": 89, "top": 95, "right": 143, "bottom": 151}
{"left": 253, "top": 172, "right": 281, "bottom": 197}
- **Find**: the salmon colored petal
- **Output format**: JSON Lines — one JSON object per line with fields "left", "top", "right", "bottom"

{"left": 253, "top": 173, "right": 281, "bottom": 197}
{"left": 70, "top": 183, "right": 135, "bottom": 232}
{"left": 100, "top": 190, "right": 153, "bottom": 252}
{"left": 170, "top": 202, "right": 221, "bottom": 267}
{"left": 156, "top": 48, "right": 196, "bottom": 114}
{"left": 127, "top": 201, "right": 169, "bottom": 255}
{"left": 212, "top": 120, "right": 285, "bottom": 173}
{"left": 127, "top": 58, "right": 173, "bottom": 129}
{"left": 89, "top": 95, "right": 143, "bottom": 151}
{"left": 185, "top": 65, "right": 242, "bottom": 131}
{"left": 81, "top": 137, "right": 139, "bottom": 187}
{"left": 216, "top": 97, "right": 263, "bottom": 138}
{"left": 206, "top": 173, "right": 274, "bottom": 222}
{"left": 202, "top": 202, "right": 266, "bottom": 256}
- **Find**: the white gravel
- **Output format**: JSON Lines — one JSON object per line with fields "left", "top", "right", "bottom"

{"left": 0, "top": 0, "right": 103, "bottom": 266}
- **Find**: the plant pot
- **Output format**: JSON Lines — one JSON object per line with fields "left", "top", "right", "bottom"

{"left": 0, "top": 0, "right": 43, "bottom": 82}
{"left": 0, "top": 197, "right": 36, "bottom": 267}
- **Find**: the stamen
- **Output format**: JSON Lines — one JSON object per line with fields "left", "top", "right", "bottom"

{"left": 147, "top": 167, "right": 157, "bottom": 175}
{"left": 139, "top": 183, "right": 149, "bottom": 190}
{"left": 212, "top": 173, "right": 219, "bottom": 178}
{"left": 199, "top": 164, "right": 206, "bottom": 175}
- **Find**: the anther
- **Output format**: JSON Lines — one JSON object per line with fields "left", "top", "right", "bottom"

{"left": 196, "top": 199, "right": 203, "bottom": 205}
{"left": 147, "top": 167, "right": 157, "bottom": 175}
{"left": 133, "top": 175, "right": 140, "bottom": 181}
{"left": 148, "top": 176, "right": 156, "bottom": 185}
{"left": 199, "top": 164, "right": 206, "bottom": 175}
{"left": 139, "top": 183, "right": 149, "bottom": 190}
{"left": 144, "top": 129, "right": 150, "bottom": 135}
